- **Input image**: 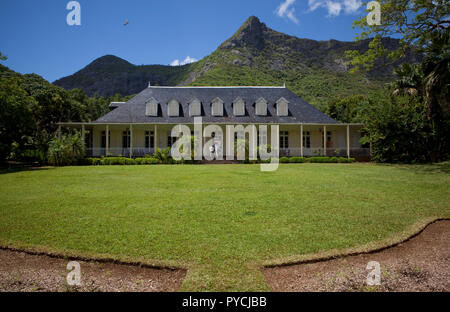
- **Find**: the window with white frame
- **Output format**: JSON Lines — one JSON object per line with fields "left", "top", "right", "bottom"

{"left": 145, "top": 98, "right": 158, "bottom": 116}
{"left": 122, "top": 130, "right": 130, "bottom": 148}
{"left": 101, "top": 130, "right": 111, "bottom": 149}
{"left": 167, "top": 132, "right": 176, "bottom": 147}
{"left": 145, "top": 131, "right": 154, "bottom": 149}
{"left": 303, "top": 131, "right": 311, "bottom": 148}
{"left": 258, "top": 130, "right": 268, "bottom": 147}
{"left": 276, "top": 97, "right": 289, "bottom": 116}
{"left": 233, "top": 97, "right": 245, "bottom": 116}
{"left": 255, "top": 97, "right": 267, "bottom": 116}
{"left": 168, "top": 99, "right": 180, "bottom": 117}
{"left": 322, "top": 131, "right": 333, "bottom": 147}
{"left": 211, "top": 98, "right": 224, "bottom": 116}
{"left": 189, "top": 98, "right": 201, "bottom": 116}
{"left": 280, "top": 131, "right": 289, "bottom": 149}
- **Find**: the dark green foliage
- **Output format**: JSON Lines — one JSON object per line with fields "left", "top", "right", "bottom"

{"left": 47, "top": 132, "right": 85, "bottom": 166}
{"left": 0, "top": 65, "right": 130, "bottom": 163}
{"left": 54, "top": 55, "right": 192, "bottom": 97}
{"left": 347, "top": 0, "right": 447, "bottom": 73}
{"left": 325, "top": 95, "right": 367, "bottom": 123}
{"left": 346, "top": 1, "right": 449, "bottom": 163}
{"left": 152, "top": 147, "right": 172, "bottom": 164}
{"left": 289, "top": 157, "right": 306, "bottom": 163}
{"left": 359, "top": 91, "right": 449, "bottom": 163}
{"left": 0, "top": 76, "right": 34, "bottom": 162}
{"left": 278, "top": 156, "right": 355, "bottom": 163}
{"left": 307, "top": 157, "right": 355, "bottom": 163}
{"left": 85, "top": 157, "right": 162, "bottom": 166}
{"left": 337, "top": 157, "right": 355, "bottom": 163}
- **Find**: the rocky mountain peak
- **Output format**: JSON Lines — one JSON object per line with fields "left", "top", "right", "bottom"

{"left": 221, "top": 16, "right": 267, "bottom": 50}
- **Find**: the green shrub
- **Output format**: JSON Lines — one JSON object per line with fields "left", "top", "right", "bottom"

{"left": 153, "top": 147, "right": 172, "bottom": 164}
{"left": 145, "top": 157, "right": 161, "bottom": 165}
{"left": 308, "top": 157, "right": 328, "bottom": 163}
{"left": 86, "top": 158, "right": 99, "bottom": 166}
{"left": 135, "top": 158, "right": 144, "bottom": 165}
{"left": 47, "top": 132, "right": 85, "bottom": 166}
{"left": 280, "top": 157, "right": 289, "bottom": 163}
{"left": 308, "top": 156, "right": 355, "bottom": 163}
{"left": 329, "top": 157, "right": 338, "bottom": 163}
{"left": 125, "top": 158, "right": 136, "bottom": 165}
{"left": 337, "top": 157, "right": 356, "bottom": 163}
{"left": 15, "top": 149, "right": 46, "bottom": 164}
{"left": 289, "top": 157, "right": 306, "bottom": 163}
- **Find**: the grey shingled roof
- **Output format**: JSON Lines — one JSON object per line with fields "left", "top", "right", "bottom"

{"left": 93, "top": 86, "right": 338, "bottom": 124}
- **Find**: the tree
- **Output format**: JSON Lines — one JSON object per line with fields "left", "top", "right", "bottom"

{"left": 359, "top": 91, "right": 431, "bottom": 163}
{"left": 348, "top": 0, "right": 449, "bottom": 114}
{"left": 0, "top": 64, "right": 137, "bottom": 163}
{"left": 0, "top": 51, "right": 6, "bottom": 61}
{"left": 325, "top": 95, "right": 367, "bottom": 123}
{"left": 0, "top": 77, "right": 34, "bottom": 162}
{"left": 348, "top": 0, "right": 450, "bottom": 162}
{"left": 347, "top": 0, "right": 449, "bottom": 70}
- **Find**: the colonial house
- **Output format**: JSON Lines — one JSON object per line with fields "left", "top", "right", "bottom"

{"left": 58, "top": 85, "right": 369, "bottom": 159}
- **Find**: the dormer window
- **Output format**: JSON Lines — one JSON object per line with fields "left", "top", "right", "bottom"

{"left": 255, "top": 97, "right": 267, "bottom": 116}
{"left": 189, "top": 98, "right": 201, "bottom": 117}
{"left": 168, "top": 99, "right": 180, "bottom": 117}
{"left": 211, "top": 97, "right": 224, "bottom": 116}
{"left": 233, "top": 97, "right": 245, "bottom": 116}
{"left": 276, "top": 97, "right": 289, "bottom": 116}
{"left": 145, "top": 97, "right": 159, "bottom": 116}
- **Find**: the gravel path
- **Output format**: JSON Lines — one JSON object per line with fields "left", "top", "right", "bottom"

{"left": 263, "top": 220, "right": 450, "bottom": 292}
{"left": 0, "top": 250, "right": 185, "bottom": 292}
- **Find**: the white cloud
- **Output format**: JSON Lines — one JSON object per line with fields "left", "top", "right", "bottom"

{"left": 326, "top": 1, "right": 342, "bottom": 16}
{"left": 275, "top": 0, "right": 299, "bottom": 24}
{"left": 308, "top": 0, "right": 361, "bottom": 17}
{"left": 170, "top": 56, "right": 197, "bottom": 66}
{"left": 308, "top": 0, "right": 322, "bottom": 11}
{"left": 343, "top": 0, "right": 362, "bottom": 14}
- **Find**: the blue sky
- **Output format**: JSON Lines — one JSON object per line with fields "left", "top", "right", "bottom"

{"left": 0, "top": 0, "right": 366, "bottom": 82}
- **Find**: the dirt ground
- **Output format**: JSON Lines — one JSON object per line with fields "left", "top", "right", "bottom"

{"left": 0, "top": 249, "right": 186, "bottom": 292}
{"left": 263, "top": 220, "right": 450, "bottom": 292}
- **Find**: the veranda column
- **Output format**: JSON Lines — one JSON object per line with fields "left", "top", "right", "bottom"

{"left": 346, "top": 125, "right": 350, "bottom": 159}
{"left": 323, "top": 125, "right": 327, "bottom": 156}
{"left": 300, "top": 124, "right": 304, "bottom": 157}
{"left": 105, "top": 125, "right": 109, "bottom": 156}
{"left": 130, "top": 124, "right": 133, "bottom": 158}
{"left": 154, "top": 124, "right": 158, "bottom": 150}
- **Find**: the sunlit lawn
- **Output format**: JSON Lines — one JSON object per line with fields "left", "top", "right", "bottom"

{"left": 0, "top": 163, "right": 449, "bottom": 291}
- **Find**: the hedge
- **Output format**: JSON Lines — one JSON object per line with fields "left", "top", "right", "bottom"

{"left": 83, "top": 156, "right": 356, "bottom": 166}
{"left": 86, "top": 157, "right": 162, "bottom": 166}
{"left": 307, "top": 157, "right": 355, "bottom": 163}
{"left": 289, "top": 157, "right": 307, "bottom": 163}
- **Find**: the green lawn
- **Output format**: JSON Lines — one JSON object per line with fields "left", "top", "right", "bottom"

{"left": 0, "top": 163, "right": 449, "bottom": 291}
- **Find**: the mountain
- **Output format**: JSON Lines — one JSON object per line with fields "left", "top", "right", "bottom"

{"left": 54, "top": 16, "right": 419, "bottom": 109}
{"left": 53, "top": 55, "right": 191, "bottom": 98}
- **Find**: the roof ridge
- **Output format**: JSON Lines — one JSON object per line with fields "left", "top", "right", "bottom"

{"left": 148, "top": 86, "right": 286, "bottom": 89}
